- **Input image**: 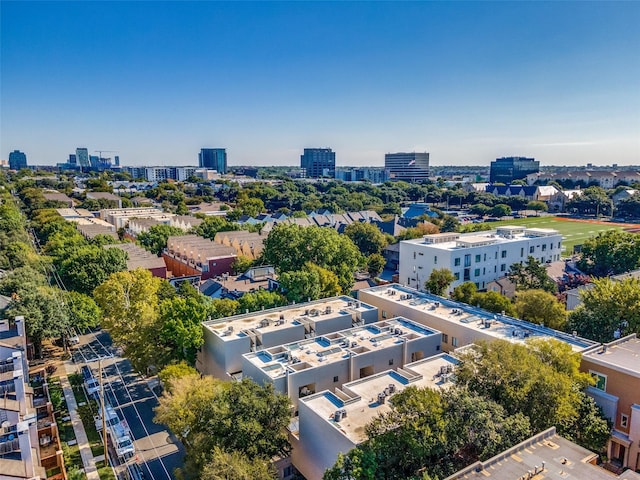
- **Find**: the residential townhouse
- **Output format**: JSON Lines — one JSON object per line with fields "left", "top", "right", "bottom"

{"left": 581, "top": 335, "right": 640, "bottom": 471}
{"left": 197, "top": 296, "right": 379, "bottom": 378}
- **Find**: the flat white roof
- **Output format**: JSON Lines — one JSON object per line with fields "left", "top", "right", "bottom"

{"left": 298, "top": 353, "right": 459, "bottom": 444}
{"left": 404, "top": 227, "right": 561, "bottom": 251}
{"left": 204, "top": 296, "right": 375, "bottom": 342}
{"left": 244, "top": 318, "right": 439, "bottom": 379}
{"left": 360, "top": 284, "right": 597, "bottom": 351}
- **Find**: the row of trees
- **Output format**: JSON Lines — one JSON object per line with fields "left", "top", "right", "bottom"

{"left": 325, "top": 339, "right": 610, "bottom": 480}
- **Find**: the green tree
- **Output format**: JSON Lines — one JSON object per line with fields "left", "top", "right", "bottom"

{"left": 237, "top": 290, "right": 287, "bottom": 313}
{"left": 526, "top": 200, "right": 548, "bottom": 214}
{"left": 475, "top": 290, "right": 515, "bottom": 316}
{"left": 566, "top": 186, "right": 613, "bottom": 216}
{"left": 344, "top": 222, "right": 387, "bottom": 256}
{"left": 155, "top": 376, "right": 290, "bottom": 478}
{"left": 489, "top": 204, "right": 511, "bottom": 217}
{"left": 567, "top": 277, "right": 640, "bottom": 341}
{"left": 94, "top": 269, "right": 166, "bottom": 372}
{"left": 514, "top": 289, "right": 566, "bottom": 329}
{"left": 158, "top": 362, "right": 199, "bottom": 393}
{"left": 137, "top": 224, "right": 184, "bottom": 255}
{"left": 279, "top": 262, "right": 342, "bottom": 303}
{"left": 366, "top": 253, "right": 386, "bottom": 277}
{"left": 58, "top": 246, "right": 128, "bottom": 295}
{"left": 424, "top": 268, "right": 456, "bottom": 296}
{"left": 158, "top": 294, "right": 209, "bottom": 365}
{"left": 232, "top": 255, "right": 254, "bottom": 275}
{"left": 455, "top": 339, "right": 594, "bottom": 436}
{"left": 262, "top": 224, "right": 362, "bottom": 292}
{"left": 440, "top": 215, "right": 460, "bottom": 233}
{"left": 577, "top": 230, "right": 640, "bottom": 277}
{"left": 64, "top": 290, "right": 102, "bottom": 332}
{"left": 507, "top": 256, "right": 557, "bottom": 293}
{"left": 451, "top": 281, "right": 477, "bottom": 304}
{"left": 200, "top": 447, "right": 276, "bottom": 480}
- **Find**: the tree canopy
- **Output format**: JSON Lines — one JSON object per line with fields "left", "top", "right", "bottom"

{"left": 507, "top": 256, "right": 556, "bottom": 293}
{"left": 424, "top": 268, "right": 456, "bottom": 296}
{"left": 577, "top": 230, "right": 640, "bottom": 277}
{"left": 514, "top": 289, "right": 566, "bottom": 330}
{"left": 137, "top": 224, "right": 185, "bottom": 255}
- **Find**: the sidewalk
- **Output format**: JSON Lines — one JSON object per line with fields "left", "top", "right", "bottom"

{"left": 61, "top": 361, "right": 101, "bottom": 480}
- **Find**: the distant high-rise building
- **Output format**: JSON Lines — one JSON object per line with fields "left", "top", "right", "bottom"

{"left": 8, "top": 150, "right": 27, "bottom": 170}
{"left": 385, "top": 152, "right": 430, "bottom": 182}
{"left": 300, "top": 148, "right": 336, "bottom": 178}
{"left": 69, "top": 154, "right": 77, "bottom": 165}
{"left": 489, "top": 157, "right": 539, "bottom": 184}
{"left": 76, "top": 147, "right": 90, "bottom": 168}
{"left": 114, "top": 155, "right": 120, "bottom": 166}
{"left": 199, "top": 148, "right": 227, "bottom": 174}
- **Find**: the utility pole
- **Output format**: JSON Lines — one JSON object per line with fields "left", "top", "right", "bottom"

{"left": 99, "top": 359, "right": 108, "bottom": 462}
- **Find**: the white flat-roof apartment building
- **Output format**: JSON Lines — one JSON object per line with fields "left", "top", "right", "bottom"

{"left": 292, "top": 353, "right": 458, "bottom": 480}
{"left": 241, "top": 317, "right": 442, "bottom": 410}
{"left": 358, "top": 284, "right": 597, "bottom": 354}
{"left": 399, "top": 227, "right": 563, "bottom": 292}
{"left": 196, "top": 297, "right": 379, "bottom": 378}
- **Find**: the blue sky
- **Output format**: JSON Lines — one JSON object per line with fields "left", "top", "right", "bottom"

{"left": 2, "top": 1, "right": 639, "bottom": 167}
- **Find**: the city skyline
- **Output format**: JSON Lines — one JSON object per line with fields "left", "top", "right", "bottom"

{"left": 2, "top": 1, "right": 639, "bottom": 167}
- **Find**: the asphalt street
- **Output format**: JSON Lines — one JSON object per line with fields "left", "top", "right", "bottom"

{"left": 73, "top": 329, "right": 185, "bottom": 480}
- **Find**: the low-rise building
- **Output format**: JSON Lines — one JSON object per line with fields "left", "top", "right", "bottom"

{"left": 213, "top": 231, "right": 265, "bottom": 260}
{"left": 86, "top": 191, "right": 122, "bottom": 208}
{"left": 581, "top": 334, "right": 640, "bottom": 471}
{"left": 241, "top": 318, "right": 442, "bottom": 410}
{"left": 399, "top": 227, "right": 563, "bottom": 293}
{"left": 358, "top": 284, "right": 597, "bottom": 353}
{"left": 292, "top": 353, "right": 458, "bottom": 479}
{"left": 0, "top": 317, "right": 66, "bottom": 480}
{"left": 445, "top": 426, "right": 638, "bottom": 480}
{"left": 103, "top": 243, "right": 168, "bottom": 278}
{"left": 163, "top": 235, "right": 236, "bottom": 279}
{"left": 99, "top": 207, "right": 167, "bottom": 229}
{"left": 197, "top": 297, "right": 379, "bottom": 378}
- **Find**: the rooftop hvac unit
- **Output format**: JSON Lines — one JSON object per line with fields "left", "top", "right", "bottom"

{"left": 440, "top": 365, "right": 448, "bottom": 375}
{"left": 377, "top": 392, "right": 386, "bottom": 404}
{"left": 406, "top": 294, "right": 412, "bottom": 299}
{"left": 334, "top": 410, "right": 344, "bottom": 422}
{"left": 388, "top": 383, "right": 396, "bottom": 394}
{"left": 347, "top": 301, "right": 353, "bottom": 306}
{"left": 280, "top": 314, "right": 285, "bottom": 320}
{"left": 325, "top": 306, "right": 332, "bottom": 314}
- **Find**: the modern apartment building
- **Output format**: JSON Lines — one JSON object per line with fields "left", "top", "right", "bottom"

{"left": 163, "top": 235, "right": 236, "bottom": 279}
{"left": 385, "top": 152, "right": 430, "bottom": 182}
{"left": 99, "top": 207, "right": 167, "bottom": 229}
{"left": 241, "top": 318, "right": 442, "bottom": 410}
{"left": 489, "top": 156, "right": 539, "bottom": 183}
{"left": 358, "top": 284, "right": 597, "bottom": 354}
{"left": 0, "top": 317, "right": 66, "bottom": 480}
{"left": 292, "top": 353, "right": 458, "bottom": 480}
{"left": 197, "top": 296, "right": 379, "bottom": 378}
{"left": 581, "top": 335, "right": 640, "bottom": 471}
{"left": 8, "top": 150, "right": 27, "bottom": 170}
{"left": 399, "top": 227, "right": 563, "bottom": 292}
{"left": 334, "top": 167, "right": 388, "bottom": 183}
{"left": 300, "top": 148, "right": 336, "bottom": 178}
{"left": 199, "top": 148, "right": 227, "bottom": 174}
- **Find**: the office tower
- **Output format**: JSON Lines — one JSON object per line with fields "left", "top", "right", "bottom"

{"left": 300, "top": 148, "right": 336, "bottom": 178}
{"left": 69, "top": 154, "right": 77, "bottom": 165}
{"left": 114, "top": 155, "right": 120, "bottom": 166}
{"left": 385, "top": 152, "right": 430, "bottom": 182}
{"left": 76, "top": 147, "right": 90, "bottom": 168}
{"left": 490, "top": 157, "right": 539, "bottom": 184}
{"left": 199, "top": 148, "right": 227, "bottom": 174}
{"left": 8, "top": 150, "right": 27, "bottom": 170}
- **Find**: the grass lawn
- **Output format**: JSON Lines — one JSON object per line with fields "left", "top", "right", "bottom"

{"left": 483, "top": 216, "right": 624, "bottom": 255}
{"left": 95, "top": 461, "right": 117, "bottom": 480}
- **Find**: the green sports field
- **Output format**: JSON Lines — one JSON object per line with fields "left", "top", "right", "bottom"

{"left": 482, "top": 216, "right": 624, "bottom": 255}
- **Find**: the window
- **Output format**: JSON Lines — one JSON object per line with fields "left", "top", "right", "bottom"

{"left": 442, "top": 333, "right": 448, "bottom": 344}
{"left": 464, "top": 254, "right": 471, "bottom": 267}
{"left": 542, "top": 244, "right": 547, "bottom": 251}
{"left": 382, "top": 310, "right": 387, "bottom": 319}
{"left": 520, "top": 247, "right": 524, "bottom": 257}
{"left": 474, "top": 268, "right": 480, "bottom": 277}
{"left": 333, "top": 376, "right": 339, "bottom": 383}
{"left": 452, "top": 337, "right": 458, "bottom": 347}
{"left": 558, "top": 241, "right": 561, "bottom": 248}
{"left": 454, "top": 257, "right": 461, "bottom": 266}
{"left": 454, "top": 272, "right": 460, "bottom": 280}
{"left": 590, "top": 371, "right": 607, "bottom": 391}
{"left": 495, "top": 252, "right": 498, "bottom": 259}
{"left": 464, "top": 268, "right": 470, "bottom": 281}
{"left": 475, "top": 254, "right": 481, "bottom": 263}
{"left": 530, "top": 246, "right": 535, "bottom": 253}
{"left": 418, "top": 252, "right": 424, "bottom": 256}
{"left": 434, "top": 255, "right": 438, "bottom": 264}
{"left": 388, "top": 359, "right": 394, "bottom": 366}
{"left": 484, "top": 253, "right": 487, "bottom": 261}
{"left": 501, "top": 264, "right": 506, "bottom": 272}
{"left": 483, "top": 267, "right": 486, "bottom": 275}
{"left": 501, "top": 250, "right": 507, "bottom": 258}
{"left": 413, "top": 252, "right": 416, "bottom": 259}
{"left": 621, "top": 413, "right": 629, "bottom": 428}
